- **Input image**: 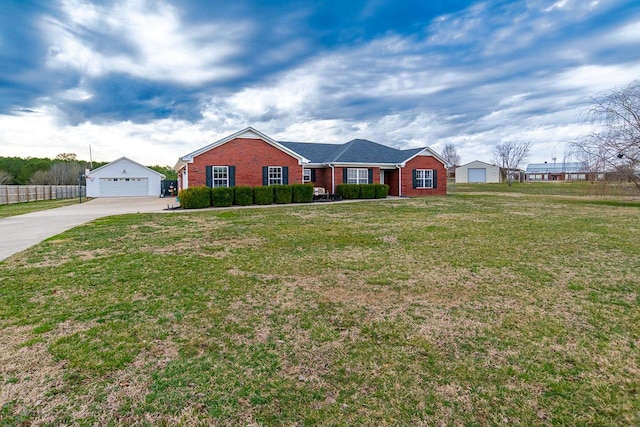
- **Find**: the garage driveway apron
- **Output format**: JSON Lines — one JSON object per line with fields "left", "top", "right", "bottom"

{"left": 0, "top": 197, "right": 179, "bottom": 261}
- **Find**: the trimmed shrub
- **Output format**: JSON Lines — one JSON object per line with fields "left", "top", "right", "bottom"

{"left": 374, "top": 184, "right": 389, "bottom": 199}
{"left": 211, "top": 187, "right": 234, "bottom": 207}
{"left": 359, "top": 184, "right": 376, "bottom": 199}
{"left": 273, "top": 185, "right": 293, "bottom": 204}
{"left": 234, "top": 186, "right": 253, "bottom": 206}
{"left": 292, "top": 184, "right": 314, "bottom": 203}
{"left": 336, "top": 184, "right": 360, "bottom": 199}
{"left": 254, "top": 186, "right": 274, "bottom": 205}
{"left": 178, "top": 186, "right": 211, "bottom": 209}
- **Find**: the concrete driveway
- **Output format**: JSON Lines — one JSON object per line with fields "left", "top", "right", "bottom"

{"left": 0, "top": 197, "right": 180, "bottom": 261}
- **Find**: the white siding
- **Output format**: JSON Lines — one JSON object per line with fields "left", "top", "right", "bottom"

{"left": 455, "top": 161, "right": 501, "bottom": 184}
{"left": 86, "top": 158, "right": 163, "bottom": 197}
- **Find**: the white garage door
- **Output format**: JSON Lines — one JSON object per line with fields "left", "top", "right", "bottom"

{"left": 99, "top": 178, "right": 148, "bottom": 197}
{"left": 468, "top": 168, "right": 487, "bottom": 183}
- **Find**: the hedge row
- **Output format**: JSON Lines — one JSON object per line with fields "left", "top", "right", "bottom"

{"left": 336, "top": 184, "right": 389, "bottom": 199}
{"left": 179, "top": 184, "right": 315, "bottom": 209}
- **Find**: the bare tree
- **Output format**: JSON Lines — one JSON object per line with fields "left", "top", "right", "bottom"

{"left": 49, "top": 162, "right": 84, "bottom": 185}
{"left": 29, "top": 162, "right": 85, "bottom": 185}
{"left": 493, "top": 140, "right": 531, "bottom": 186}
{"left": 441, "top": 143, "right": 461, "bottom": 168}
{"left": 29, "top": 170, "right": 52, "bottom": 185}
{"left": 0, "top": 170, "right": 13, "bottom": 184}
{"left": 570, "top": 80, "right": 640, "bottom": 192}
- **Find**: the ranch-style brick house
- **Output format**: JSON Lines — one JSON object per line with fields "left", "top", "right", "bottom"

{"left": 174, "top": 127, "right": 446, "bottom": 197}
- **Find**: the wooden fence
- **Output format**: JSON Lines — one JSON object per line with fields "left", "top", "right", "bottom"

{"left": 0, "top": 185, "right": 86, "bottom": 205}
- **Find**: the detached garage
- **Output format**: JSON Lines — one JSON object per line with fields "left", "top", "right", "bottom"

{"left": 86, "top": 157, "right": 164, "bottom": 197}
{"left": 455, "top": 160, "right": 501, "bottom": 184}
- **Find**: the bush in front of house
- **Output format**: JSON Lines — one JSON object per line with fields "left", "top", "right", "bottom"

{"left": 374, "top": 184, "right": 389, "bottom": 198}
{"left": 292, "top": 183, "right": 314, "bottom": 203}
{"left": 273, "top": 185, "right": 293, "bottom": 204}
{"left": 234, "top": 186, "right": 253, "bottom": 206}
{"left": 211, "top": 187, "right": 234, "bottom": 207}
{"left": 254, "top": 186, "right": 274, "bottom": 205}
{"left": 336, "top": 184, "right": 360, "bottom": 199}
{"left": 178, "top": 186, "right": 211, "bottom": 209}
{"left": 359, "top": 184, "right": 376, "bottom": 199}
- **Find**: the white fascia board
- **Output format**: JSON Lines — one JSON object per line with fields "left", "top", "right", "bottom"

{"left": 458, "top": 159, "right": 495, "bottom": 168}
{"left": 88, "top": 156, "right": 165, "bottom": 178}
{"left": 178, "top": 126, "right": 308, "bottom": 165}
{"left": 174, "top": 157, "right": 192, "bottom": 171}
{"left": 329, "top": 162, "right": 400, "bottom": 168}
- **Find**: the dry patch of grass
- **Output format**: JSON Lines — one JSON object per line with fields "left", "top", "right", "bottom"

{"left": 1, "top": 195, "right": 638, "bottom": 425}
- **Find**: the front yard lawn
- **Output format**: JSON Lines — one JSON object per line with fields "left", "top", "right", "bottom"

{"left": 1, "top": 194, "right": 638, "bottom": 425}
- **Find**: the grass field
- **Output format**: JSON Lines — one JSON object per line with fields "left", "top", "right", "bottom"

{"left": 0, "top": 198, "right": 83, "bottom": 219}
{"left": 450, "top": 180, "right": 640, "bottom": 198}
{"left": 1, "top": 191, "right": 639, "bottom": 425}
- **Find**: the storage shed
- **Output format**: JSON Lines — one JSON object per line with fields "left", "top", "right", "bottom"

{"left": 455, "top": 160, "right": 501, "bottom": 184}
{"left": 85, "top": 157, "right": 164, "bottom": 197}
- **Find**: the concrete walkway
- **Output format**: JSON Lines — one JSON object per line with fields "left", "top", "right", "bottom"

{"left": 0, "top": 197, "right": 180, "bottom": 261}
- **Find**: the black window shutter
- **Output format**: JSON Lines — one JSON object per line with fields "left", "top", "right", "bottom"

{"left": 412, "top": 169, "right": 417, "bottom": 189}
{"left": 206, "top": 166, "right": 213, "bottom": 187}
{"left": 368, "top": 168, "right": 373, "bottom": 184}
{"left": 343, "top": 168, "right": 348, "bottom": 183}
{"left": 262, "top": 166, "right": 268, "bottom": 186}
{"left": 432, "top": 170, "right": 437, "bottom": 189}
{"left": 229, "top": 166, "right": 236, "bottom": 187}
{"left": 283, "top": 166, "right": 289, "bottom": 184}
{"left": 310, "top": 169, "right": 316, "bottom": 182}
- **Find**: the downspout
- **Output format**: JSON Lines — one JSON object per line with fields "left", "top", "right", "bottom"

{"left": 329, "top": 164, "right": 335, "bottom": 194}
{"left": 398, "top": 164, "right": 402, "bottom": 197}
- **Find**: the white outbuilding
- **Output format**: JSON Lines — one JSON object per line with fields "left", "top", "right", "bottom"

{"left": 455, "top": 160, "right": 502, "bottom": 184}
{"left": 85, "top": 157, "right": 165, "bottom": 197}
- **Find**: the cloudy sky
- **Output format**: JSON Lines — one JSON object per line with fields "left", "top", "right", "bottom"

{"left": 1, "top": 0, "right": 640, "bottom": 167}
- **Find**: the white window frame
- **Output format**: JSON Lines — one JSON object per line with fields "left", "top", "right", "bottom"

{"left": 303, "top": 168, "right": 312, "bottom": 183}
{"left": 268, "top": 166, "right": 283, "bottom": 185}
{"left": 415, "top": 169, "right": 433, "bottom": 189}
{"left": 347, "top": 168, "right": 368, "bottom": 184}
{"left": 212, "top": 166, "right": 229, "bottom": 188}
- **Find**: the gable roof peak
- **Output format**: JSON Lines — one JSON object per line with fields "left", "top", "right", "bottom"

{"left": 175, "top": 126, "right": 309, "bottom": 170}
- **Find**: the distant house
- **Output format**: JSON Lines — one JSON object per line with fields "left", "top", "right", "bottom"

{"left": 86, "top": 157, "right": 165, "bottom": 197}
{"left": 455, "top": 161, "right": 501, "bottom": 183}
{"left": 525, "top": 162, "right": 590, "bottom": 181}
{"left": 174, "top": 127, "right": 447, "bottom": 197}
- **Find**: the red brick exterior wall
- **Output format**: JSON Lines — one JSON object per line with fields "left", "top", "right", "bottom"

{"left": 304, "top": 164, "right": 445, "bottom": 197}
{"left": 185, "top": 138, "right": 302, "bottom": 188}
{"left": 177, "top": 139, "right": 446, "bottom": 198}
{"left": 402, "top": 155, "right": 447, "bottom": 196}
{"left": 311, "top": 168, "right": 333, "bottom": 192}
{"left": 386, "top": 169, "right": 400, "bottom": 196}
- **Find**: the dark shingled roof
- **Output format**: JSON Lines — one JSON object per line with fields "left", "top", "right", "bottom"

{"left": 279, "top": 139, "right": 427, "bottom": 164}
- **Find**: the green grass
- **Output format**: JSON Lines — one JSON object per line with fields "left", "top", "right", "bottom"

{"left": 449, "top": 179, "right": 640, "bottom": 197}
{"left": 0, "top": 198, "right": 83, "bottom": 218}
{"left": 0, "top": 194, "right": 639, "bottom": 425}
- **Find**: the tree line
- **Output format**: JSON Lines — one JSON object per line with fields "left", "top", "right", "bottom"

{"left": 0, "top": 153, "right": 176, "bottom": 185}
